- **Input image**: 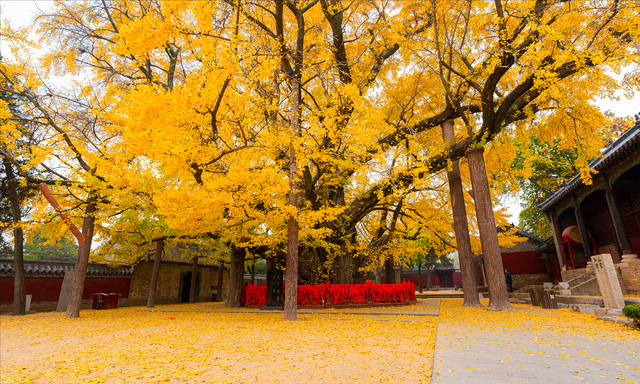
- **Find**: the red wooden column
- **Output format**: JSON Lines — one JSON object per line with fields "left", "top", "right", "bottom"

{"left": 603, "top": 173, "right": 633, "bottom": 260}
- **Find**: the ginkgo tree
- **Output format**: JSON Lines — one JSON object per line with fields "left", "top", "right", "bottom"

{"left": 2, "top": 0, "right": 638, "bottom": 319}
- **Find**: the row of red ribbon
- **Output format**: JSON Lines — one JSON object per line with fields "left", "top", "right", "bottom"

{"left": 242, "top": 280, "right": 416, "bottom": 307}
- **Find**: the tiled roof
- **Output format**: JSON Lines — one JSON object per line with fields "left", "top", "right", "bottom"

{"left": 536, "top": 236, "right": 556, "bottom": 253}
{"left": 0, "top": 259, "right": 134, "bottom": 278}
{"left": 539, "top": 118, "right": 640, "bottom": 212}
{"left": 497, "top": 225, "right": 545, "bottom": 245}
{"left": 157, "top": 246, "right": 221, "bottom": 267}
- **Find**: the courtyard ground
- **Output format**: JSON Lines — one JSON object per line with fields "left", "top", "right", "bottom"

{"left": 1, "top": 298, "right": 638, "bottom": 383}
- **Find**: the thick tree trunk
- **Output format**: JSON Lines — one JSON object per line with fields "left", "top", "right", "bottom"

{"left": 426, "top": 267, "right": 432, "bottom": 290}
{"left": 384, "top": 258, "right": 395, "bottom": 284}
{"left": 227, "top": 246, "right": 246, "bottom": 308}
{"left": 146, "top": 239, "right": 164, "bottom": 308}
{"left": 418, "top": 263, "right": 423, "bottom": 293}
{"left": 441, "top": 120, "right": 482, "bottom": 307}
{"left": 465, "top": 147, "right": 513, "bottom": 311}
{"left": 216, "top": 263, "right": 225, "bottom": 302}
{"left": 251, "top": 263, "right": 255, "bottom": 285}
{"left": 3, "top": 158, "right": 25, "bottom": 315}
{"left": 189, "top": 256, "right": 198, "bottom": 303}
{"left": 66, "top": 198, "right": 97, "bottom": 318}
{"left": 336, "top": 240, "right": 353, "bottom": 284}
{"left": 284, "top": 69, "right": 302, "bottom": 321}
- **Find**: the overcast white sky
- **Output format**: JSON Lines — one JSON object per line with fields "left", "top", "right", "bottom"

{"left": 2, "top": 1, "right": 639, "bottom": 226}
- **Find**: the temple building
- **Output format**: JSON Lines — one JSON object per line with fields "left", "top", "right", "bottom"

{"left": 538, "top": 116, "right": 640, "bottom": 293}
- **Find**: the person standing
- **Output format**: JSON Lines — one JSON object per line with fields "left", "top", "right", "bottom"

{"left": 504, "top": 269, "right": 513, "bottom": 293}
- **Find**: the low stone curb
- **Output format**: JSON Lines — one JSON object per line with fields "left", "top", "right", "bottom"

{"left": 595, "top": 315, "right": 640, "bottom": 328}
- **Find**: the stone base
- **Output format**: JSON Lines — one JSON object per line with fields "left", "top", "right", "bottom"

{"left": 594, "top": 307, "right": 623, "bottom": 317}
{"left": 559, "top": 289, "right": 572, "bottom": 296}
{"left": 260, "top": 306, "right": 284, "bottom": 311}
{"left": 617, "top": 257, "right": 640, "bottom": 294}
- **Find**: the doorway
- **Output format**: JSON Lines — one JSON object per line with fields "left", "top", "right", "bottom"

{"left": 181, "top": 272, "right": 192, "bottom": 303}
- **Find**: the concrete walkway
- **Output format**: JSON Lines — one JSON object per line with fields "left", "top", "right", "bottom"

{"left": 432, "top": 323, "right": 640, "bottom": 384}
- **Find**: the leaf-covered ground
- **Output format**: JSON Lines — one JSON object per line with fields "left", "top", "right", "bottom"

{"left": 0, "top": 302, "right": 437, "bottom": 383}
{"left": 2, "top": 298, "right": 638, "bottom": 383}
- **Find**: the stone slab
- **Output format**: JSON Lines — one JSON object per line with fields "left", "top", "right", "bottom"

{"left": 591, "top": 254, "right": 625, "bottom": 310}
{"left": 569, "top": 304, "right": 600, "bottom": 314}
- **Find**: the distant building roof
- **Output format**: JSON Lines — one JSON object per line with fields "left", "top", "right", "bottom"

{"left": 497, "top": 225, "right": 545, "bottom": 246}
{"left": 539, "top": 118, "right": 640, "bottom": 212}
{"left": 536, "top": 236, "right": 556, "bottom": 253}
{"left": 155, "top": 246, "right": 220, "bottom": 267}
{"left": 0, "top": 259, "right": 134, "bottom": 278}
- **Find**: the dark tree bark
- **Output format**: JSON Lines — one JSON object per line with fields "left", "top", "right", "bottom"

{"left": 284, "top": 73, "right": 301, "bottom": 319}
{"left": 146, "top": 239, "right": 164, "bottom": 308}
{"left": 227, "top": 246, "right": 245, "bottom": 308}
{"left": 384, "top": 258, "right": 396, "bottom": 284}
{"left": 336, "top": 239, "right": 354, "bottom": 284}
{"left": 66, "top": 197, "right": 97, "bottom": 318}
{"left": 3, "top": 158, "right": 25, "bottom": 315}
{"left": 465, "top": 147, "right": 513, "bottom": 311}
{"left": 441, "top": 120, "right": 482, "bottom": 307}
{"left": 279, "top": 0, "right": 305, "bottom": 321}
{"left": 418, "top": 263, "right": 423, "bottom": 293}
{"left": 216, "top": 263, "right": 225, "bottom": 302}
{"left": 189, "top": 256, "right": 198, "bottom": 303}
{"left": 250, "top": 262, "right": 255, "bottom": 285}
{"left": 426, "top": 266, "right": 432, "bottom": 290}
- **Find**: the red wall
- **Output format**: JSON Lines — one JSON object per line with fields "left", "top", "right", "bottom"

{"left": 0, "top": 277, "right": 131, "bottom": 304}
{"left": 501, "top": 251, "right": 548, "bottom": 275}
{"left": 549, "top": 253, "right": 563, "bottom": 282}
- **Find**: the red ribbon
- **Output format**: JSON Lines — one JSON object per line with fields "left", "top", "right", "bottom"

{"left": 242, "top": 281, "right": 416, "bottom": 307}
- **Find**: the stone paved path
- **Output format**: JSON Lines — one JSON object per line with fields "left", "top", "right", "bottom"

{"left": 431, "top": 323, "right": 640, "bottom": 383}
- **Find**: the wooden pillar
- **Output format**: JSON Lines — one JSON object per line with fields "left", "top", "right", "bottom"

{"left": 216, "top": 263, "right": 225, "bottom": 302}
{"left": 546, "top": 211, "right": 565, "bottom": 270}
{"left": 572, "top": 195, "right": 592, "bottom": 258}
{"left": 603, "top": 173, "right": 633, "bottom": 257}
{"left": 189, "top": 256, "right": 198, "bottom": 303}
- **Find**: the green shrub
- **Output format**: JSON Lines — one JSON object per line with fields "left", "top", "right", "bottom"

{"left": 622, "top": 304, "right": 640, "bottom": 322}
